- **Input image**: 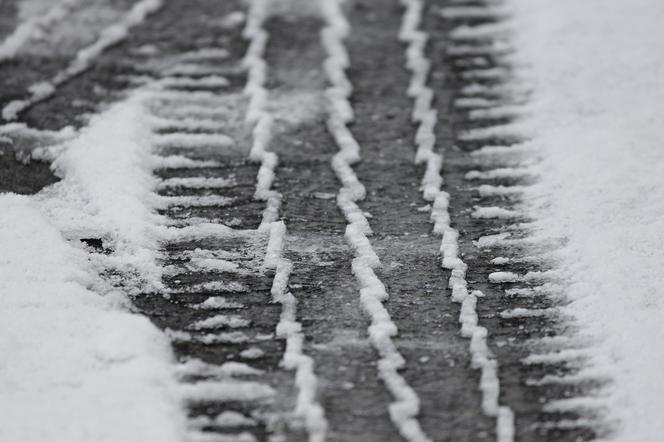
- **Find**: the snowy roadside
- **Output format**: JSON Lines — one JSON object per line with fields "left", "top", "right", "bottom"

{"left": 509, "top": 0, "right": 664, "bottom": 440}
{"left": 0, "top": 94, "right": 186, "bottom": 442}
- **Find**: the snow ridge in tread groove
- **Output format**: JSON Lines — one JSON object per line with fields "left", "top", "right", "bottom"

{"left": 243, "top": 2, "right": 327, "bottom": 441}
{"left": 0, "top": 0, "right": 81, "bottom": 61}
{"left": 2, "top": 0, "right": 164, "bottom": 121}
{"left": 398, "top": 1, "right": 515, "bottom": 441}
{"left": 320, "top": 1, "right": 431, "bottom": 441}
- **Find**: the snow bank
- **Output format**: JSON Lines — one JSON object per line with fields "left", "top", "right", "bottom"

{"left": 0, "top": 194, "right": 185, "bottom": 442}
{"left": 38, "top": 92, "right": 164, "bottom": 292}
{"left": 510, "top": 0, "right": 664, "bottom": 439}
{"left": 0, "top": 90, "right": 186, "bottom": 440}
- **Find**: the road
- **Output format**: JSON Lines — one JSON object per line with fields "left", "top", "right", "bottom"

{"left": 0, "top": 0, "right": 604, "bottom": 441}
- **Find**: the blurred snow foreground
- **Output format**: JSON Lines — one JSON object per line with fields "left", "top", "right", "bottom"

{"left": 510, "top": 0, "right": 664, "bottom": 440}
{"left": 0, "top": 95, "right": 187, "bottom": 442}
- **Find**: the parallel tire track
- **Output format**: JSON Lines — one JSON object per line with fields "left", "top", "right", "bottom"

{"left": 320, "top": 2, "right": 432, "bottom": 441}
{"left": 399, "top": 1, "right": 514, "bottom": 441}
{"left": 2, "top": 0, "right": 164, "bottom": 121}
{"left": 242, "top": 2, "right": 327, "bottom": 440}
{"left": 0, "top": 1, "right": 611, "bottom": 440}
{"left": 429, "top": 1, "right": 605, "bottom": 440}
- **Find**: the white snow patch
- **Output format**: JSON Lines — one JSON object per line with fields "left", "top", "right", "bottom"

{"left": 0, "top": 195, "right": 185, "bottom": 442}
{"left": 176, "top": 359, "right": 263, "bottom": 378}
{"left": 159, "top": 176, "right": 236, "bottom": 190}
{"left": 180, "top": 380, "right": 275, "bottom": 403}
{"left": 240, "top": 347, "right": 265, "bottom": 360}
{"left": 191, "top": 297, "right": 245, "bottom": 310}
{"left": 36, "top": 92, "right": 164, "bottom": 292}
{"left": 510, "top": 0, "right": 664, "bottom": 438}
{"left": 189, "top": 411, "right": 258, "bottom": 429}
{"left": 472, "top": 206, "right": 521, "bottom": 219}
{"left": 188, "top": 314, "right": 251, "bottom": 330}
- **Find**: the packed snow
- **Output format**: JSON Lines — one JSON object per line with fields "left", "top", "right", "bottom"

{"left": 509, "top": 0, "right": 664, "bottom": 439}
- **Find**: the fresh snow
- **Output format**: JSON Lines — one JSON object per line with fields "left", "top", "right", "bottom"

{"left": 0, "top": 197, "right": 184, "bottom": 442}
{"left": 0, "top": 91, "right": 185, "bottom": 441}
{"left": 509, "top": 0, "right": 664, "bottom": 439}
{"left": 37, "top": 92, "right": 165, "bottom": 292}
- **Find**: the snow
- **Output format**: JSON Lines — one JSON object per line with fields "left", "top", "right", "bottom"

{"left": 240, "top": 347, "right": 265, "bottom": 360}
{"left": 188, "top": 314, "right": 251, "bottom": 330}
{"left": 458, "top": 123, "right": 528, "bottom": 142}
{"left": 158, "top": 195, "right": 235, "bottom": 208}
{"left": 477, "top": 185, "right": 526, "bottom": 197}
{"left": 465, "top": 167, "right": 536, "bottom": 180}
{"left": 188, "top": 432, "right": 257, "bottom": 442}
{"left": 169, "top": 280, "right": 249, "bottom": 294}
{"left": 522, "top": 349, "right": 592, "bottom": 366}
{"left": 158, "top": 75, "right": 231, "bottom": 89}
{"left": 321, "top": 1, "right": 432, "bottom": 440}
{"left": 400, "top": 2, "right": 514, "bottom": 439}
{"left": 177, "top": 48, "right": 231, "bottom": 62}
{"left": 471, "top": 206, "right": 520, "bottom": 219}
{"left": 180, "top": 380, "right": 275, "bottom": 403}
{"left": 498, "top": 308, "right": 552, "bottom": 319}
{"left": 190, "top": 411, "right": 258, "bottom": 428}
{"left": 243, "top": 2, "right": 327, "bottom": 440}
{"left": 508, "top": 0, "right": 664, "bottom": 439}
{"left": 175, "top": 359, "right": 263, "bottom": 378}
{"left": 151, "top": 154, "right": 222, "bottom": 169}
{"left": 153, "top": 132, "right": 235, "bottom": 149}
{"left": 0, "top": 196, "right": 185, "bottom": 442}
{"left": 0, "top": 0, "right": 80, "bottom": 61}
{"left": 192, "top": 297, "right": 245, "bottom": 310}
{"left": 2, "top": 0, "right": 163, "bottom": 120}
{"left": 168, "top": 329, "right": 251, "bottom": 345}
{"left": 38, "top": 92, "right": 164, "bottom": 292}
{"left": 438, "top": 6, "right": 510, "bottom": 20}
{"left": 0, "top": 84, "right": 191, "bottom": 441}
{"left": 159, "top": 176, "right": 236, "bottom": 190}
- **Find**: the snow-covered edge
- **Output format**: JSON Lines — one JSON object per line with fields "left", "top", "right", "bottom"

{"left": 399, "top": 1, "right": 514, "bottom": 441}
{"left": 2, "top": 0, "right": 164, "bottom": 120}
{"left": 243, "top": 2, "right": 327, "bottom": 440}
{"left": 0, "top": 89, "right": 185, "bottom": 442}
{"left": 320, "top": 1, "right": 431, "bottom": 441}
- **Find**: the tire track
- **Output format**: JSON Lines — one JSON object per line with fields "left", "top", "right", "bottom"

{"left": 2, "top": 0, "right": 163, "bottom": 121}
{"left": 134, "top": 2, "right": 328, "bottom": 440}
{"left": 242, "top": 2, "right": 327, "bottom": 440}
{"left": 123, "top": 12, "right": 297, "bottom": 442}
{"left": 398, "top": 1, "right": 514, "bottom": 440}
{"left": 261, "top": 9, "right": 402, "bottom": 442}
{"left": 134, "top": 48, "right": 288, "bottom": 440}
{"left": 320, "top": 1, "right": 432, "bottom": 441}
{"left": 426, "top": 1, "right": 607, "bottom": 440}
